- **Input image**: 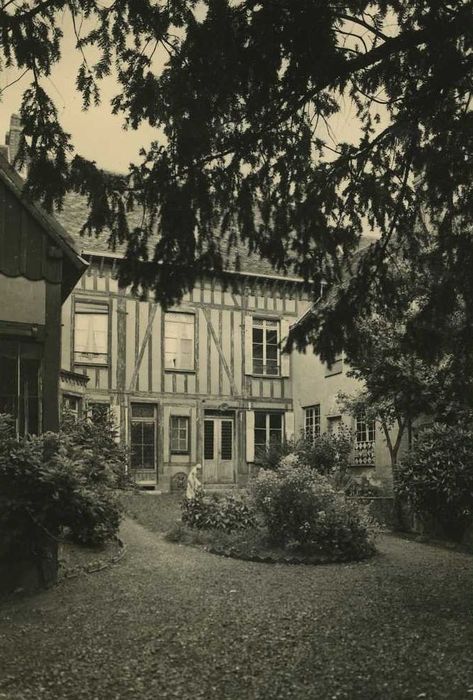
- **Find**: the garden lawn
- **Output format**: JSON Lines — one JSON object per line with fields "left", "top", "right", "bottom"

{"left": 0, "top": 499, "right": 472, "bottom": 699}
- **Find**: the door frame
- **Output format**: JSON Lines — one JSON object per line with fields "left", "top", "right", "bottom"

{"left": 203, "top": 410, "right": 236, "bottom": 484}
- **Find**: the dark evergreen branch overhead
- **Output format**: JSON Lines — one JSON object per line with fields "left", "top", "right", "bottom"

{"left": 0, "top": 0, "right": 472, "bottom": 362}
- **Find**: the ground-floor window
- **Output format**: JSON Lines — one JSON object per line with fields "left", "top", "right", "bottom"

{"left": 170, "top": 415, "right": 190, "bottom": 455}
{"left": 0, "top": 339, "right": 41, "bottom": 435}
{"left": 254, "top": 411, "right": 283, "bottom": 459}
{"left": 87, "top": 402, "right": 110, "bottom": 423}
{"left": 304, "top": 405, "right": 321, "bottom": 441}
{"left": 62, "top": 394, "right": 82, "bottom": 421}
{"left": 130, "top": 403, "right": 157, "bottom": 477}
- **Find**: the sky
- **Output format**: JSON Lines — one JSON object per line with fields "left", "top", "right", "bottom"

{"left": 0, "top": 10, "right": 366, "bottom": 175}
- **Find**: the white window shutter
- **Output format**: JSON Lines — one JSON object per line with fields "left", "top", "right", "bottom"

{"left": 280, "top": 319, "right": 290, "bottom": 377}
{"left": 285, "top": 411, "right": 295, "bottom": 442}
{"left": 246, "top": 410, "right": 255, "bottom": 462}
{"left": 244, "top": 315, "right": 253, "bottom": 375}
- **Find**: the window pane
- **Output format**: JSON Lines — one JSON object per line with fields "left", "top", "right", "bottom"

{"left": 171, "top": 416, "right": 189, "bottom": 453}
{"left": 255, "top": 428, "right": 267, "bottom": 447}
{"left": 165, "top": 313, "right": 194, "bottom": 369}
{"left": 253, "top": 328, "right": 264, "bottom": 343}
{"left": 131, "top": 403, "right": 155, "bottom": 418}
{"left": 74, "top": 303, "right": 109, "bottom": 365}
{"left": 221, "top": 421, "right": 233, "bottom": 460}
{"left": 269, "top": 414, "right": 282, "bottom": 430}
{"left": 266, "top": 330, "right": 278, "bottom": 344}
{"left": 204, "top": 421, "right": 214, "bottom": 460}
{"left": 269, "top": 430, "right": 282, "bottom": 445}
{"left": 266, "top": 345, "right": 278, "bottom": 360}
{"left": 255, "top": 412, "right": 266, "bottom": 429}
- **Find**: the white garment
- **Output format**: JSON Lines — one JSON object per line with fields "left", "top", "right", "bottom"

{"left": 186, "top": 464, "right": 202, "bottom": 499}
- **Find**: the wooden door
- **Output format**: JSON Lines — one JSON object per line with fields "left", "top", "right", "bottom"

{"left": 204, "top": 417, "right": 235, "bottom": 484}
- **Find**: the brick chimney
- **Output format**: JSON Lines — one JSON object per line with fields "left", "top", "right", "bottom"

{"left": 4, "top": 113, "right": 22, "bottom": 165}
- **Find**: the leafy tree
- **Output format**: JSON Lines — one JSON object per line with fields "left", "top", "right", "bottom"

{"left": 0, "top": 1, "right": 471, "bottom": 354}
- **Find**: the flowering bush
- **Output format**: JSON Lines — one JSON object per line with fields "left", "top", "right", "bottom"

{"left": 397, "top": 423, "right": 473, "bottom": 540}
{"left": 0, "top": 413, "right": 123, "bottom": 550}
{"left": 250, "top": 463, "right": 375, "bottom": 559}
{"left": 181, "top": 490, "right": 257, "bottom": 532}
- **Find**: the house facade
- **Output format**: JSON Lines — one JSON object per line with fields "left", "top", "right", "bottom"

{"left": 0, "top": 153, "right": 87, "bottom": 435}
{"left": 58, "top": 224, "right": 311, "bottom": 490}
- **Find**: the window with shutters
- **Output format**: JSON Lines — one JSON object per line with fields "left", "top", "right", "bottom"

{"left": 130, "top": 403, "right": 157, "bottom": 473}
{"left": 164, "top": 312, "right": 195, "bottom": 370}
{"left": 304, "top": 405, "right": 321, "bottom": 441}
{"left": 254, "top": 411, "right": 283, "bottom": 459}
{"left": 74, "top": 301, "right": 109, "bottom": 366}
{"left": 170, "top": 415, "right": 190, "bottom": 454}
{"left": 252, "top": 318, "right": 280, "bottom": 376}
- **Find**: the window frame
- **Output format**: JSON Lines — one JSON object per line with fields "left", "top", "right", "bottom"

{"left": 355, "top": 414, "right": 376, "bottom": 443}
{"left": 252, "top": 317, "right": 280, "bottom": 377}
{"left": 304, "top": 404, "right": 321, "bottom": 441}
{"left": 164, "top": 311, "right": 196, "bottom": 372}
{"left": 254, "top": 411, "right": 284, "bottom": 459}
{"left": 170, "top": 415, "right": 191, "bottom": 455}
{"left": 73, "top": 298, "right": 111, "bottom": 367}
{"left": 129, "top": 402, "right": 158, "bottom": 473}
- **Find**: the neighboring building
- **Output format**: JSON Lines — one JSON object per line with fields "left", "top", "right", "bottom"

{"left": 291, "top": 290, "right": 405, "bottom": 493}
{"left": 56, "top": 196, "right": 311, "bottom": 490}
{"left": 0, "top": 153, "right": 87, "bottom": 435}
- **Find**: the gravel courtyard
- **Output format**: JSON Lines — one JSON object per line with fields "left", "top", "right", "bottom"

{"left": 0, "top": 517, "right": 472, "bottom": 700}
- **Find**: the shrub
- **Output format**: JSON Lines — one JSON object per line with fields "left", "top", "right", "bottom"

{"left": 60, "top": 409, "right": 130, "bottom": 488}
{"left": 0, "top": 413, "right": 123, "bottom": 549}
{"left": 397, "top": 423, "right": 473, "bottom": 540}
{"left": 256, "top": 439, "right": 296, "bottom": 471}
{"left": 296, "top": 429, "right": 353, "bottom": 474}
{"left": 250, "top": 464, "right": 375, "bottom": 559}
{"left": 181, "top": 490, "right": 257, "bottom": 532}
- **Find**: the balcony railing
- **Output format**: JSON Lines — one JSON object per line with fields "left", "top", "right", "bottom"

{"left": 351, "top": 441, "right": 375, "bottom": 466}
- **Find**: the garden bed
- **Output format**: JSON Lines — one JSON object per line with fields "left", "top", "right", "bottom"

{"left": 58, "top": 536, "right": 125, "bottom": 582}
{"left": 166, "top": 523, "right": 377, "bottom": 565}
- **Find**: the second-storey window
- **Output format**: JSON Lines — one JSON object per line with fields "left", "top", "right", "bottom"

{"left": 304, "top": 405, "right": 321, "bottom": 441}
{"left": 164, "top": 312, "right": 195, "bottom": 370}
{"left": 170, "top": 415, "right": 190, "bottom": 454}
{"left": 74, "top": 301, "right": 109, "bottom": 365}
{"left": 252, "top": 318, "right": 279, "bottom": 376}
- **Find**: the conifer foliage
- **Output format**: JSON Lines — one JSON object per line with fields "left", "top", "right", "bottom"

{"left": 0, "top": 2, "right": 471, "bottom": 357}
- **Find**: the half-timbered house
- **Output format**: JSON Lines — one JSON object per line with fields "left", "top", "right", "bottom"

{"left": 56, "top": 197, "right": 311, "bottom": 490}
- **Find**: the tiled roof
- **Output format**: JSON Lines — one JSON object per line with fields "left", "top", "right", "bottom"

{"left": 54, "top": 191, "right": 377, "bottom": 282}
{"left": 54, "top": 191, "right": 298, "bottom": 280}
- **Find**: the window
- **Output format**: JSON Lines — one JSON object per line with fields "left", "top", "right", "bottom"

{"left": 74, "top": 301, "right": 109, "bottom": 365}
{"left": 130, "top": 403, "right": 156, "bottom": 473}
{"left": 304, "top": 405, "right": 321, "bottom": 441}
{"left": 356, "top": 415, "right": 376, "bottom": 443}
{"left": 254, "top": 411, "right": 283, "bottom": 459}
{"left": 325, "top": 353, "right": 343, "bottom": 377}
{"left": 170, "top": 415, "right": 190, "bottom": 454}
{"left": 63, "top": 395, "right": 81, "bottom": 421}
{"left": 88, "top": 402, "right": 110, "bottom": 423}
{"left": 165, "top": 312, "right": 195, "bottom": 370}
{"left": 0, "top": 339, "right": 40, "bottom": 435}
{"left": 252, "top": 318, "right": 279, "bottom": 376}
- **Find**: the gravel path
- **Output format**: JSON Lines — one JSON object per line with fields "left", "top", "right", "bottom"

{"left": 0, "top": 519, "right": 472, "bottom": 699}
